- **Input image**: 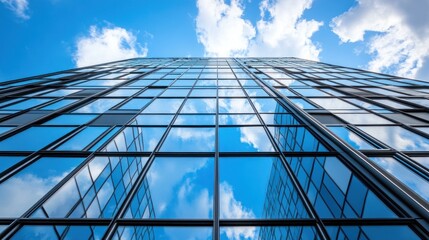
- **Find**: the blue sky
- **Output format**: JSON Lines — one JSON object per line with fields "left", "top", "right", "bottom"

{"left": 1, "top": 0, "right": 429, "bottom": 81}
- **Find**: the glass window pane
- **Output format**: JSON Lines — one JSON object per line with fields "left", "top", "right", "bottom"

{"left": 115, "top": 226, "right": 212, "bottom": 240}
{"left": 161, "top": 127, "right": 215, "bottom": 152}
{"left": 175, "top": 114, "right": 215, "bottom": 125}
{"left": 134, "top": 114, "right": 174, "bottom": 125}
{"left": 286, "top": 156, "right": 397, "bottom": 218}
{"left": 290, "top": 98, "right": 318, "bottom": 110}
{"left": 220, "top": 226, "right": 318, "bottom": 240}
{"left": 218, "top": 114, "right": 260, "bottom": 125}
{"left": 181, "top": 99, "right": 216, "bottom": 113}
{"left": 326, "top": 226, "right": 420, "bottom": 240}
{"left": 219, "top": 127, "right": 274, "bottom": 152}
{"left": 328, "top": 126, "right": 378, "bottom": 150}
{"left": 260, "top": 113, "right": 300, "bottom": 125}
{"left": 11, "top": 225, "right": 106, "bottom": 240}
{"left": 269, "top": 126, "right": 327, "bottom": 152}
{"left": 124, "top": 157, "right": 213, "bottom": 219}
{"left": 0, "top": 157, "right": 84, "bottom": 217}
{"left": 38, "top": 156, "right": 148, "bottom": 218}
{"left": 219, "top": 157, "right": 309, "bottom": 219}
{"left": 119, "top": 98, "right": 151, "bottom": 110}
{"left": 0, "top": 127, "right": 75, "bottom": 151}
{"left": 73, "top": 98, "right": 123, "bottom": 113}
{"left": 103, "top": 127, "right": 166, "bottom": 152}
{"left": 142, "top": 99, "right": 184, "bottom": 114}
{"left": 43, "top": 114, "right": 97, "bottom": 125}
{"left": 335, "top": 113, "right": 392, "bottom": 124}
{"left": 358, "top": 126, "right": 429, "bottom": 151}
{"left": 40, "top": 99, "right": 77, "bottom": 110}
{"left": 251, "top": 98, "right": 286, "bottom": 113}
{"left": 56, "top": 127, "right": 109, "bottom": 151}
{"left": 309, "top": 98, "right": 359, "bottom": 110}
{"left": 219, "top": 98, "right": 254, "bottom": 113}
{"left": 369, "top": 157, "right": 429, "bottom": 201}
{"left": 218, "top": 88, "right": 245, "bottom": 97}
{"left": 0, "top": 156, "right": 25, "bottom": 174}
{"left": 106, "top": 89, "right": 139, "bottom": 97}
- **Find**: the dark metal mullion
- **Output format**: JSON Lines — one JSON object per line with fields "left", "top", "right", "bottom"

{"left": 234, "top": 58, "right": 330, "bottom": 240}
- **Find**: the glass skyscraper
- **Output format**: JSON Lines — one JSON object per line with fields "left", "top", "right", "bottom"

{"left": 0, "top": 57, "right": 428, "bottom": 239}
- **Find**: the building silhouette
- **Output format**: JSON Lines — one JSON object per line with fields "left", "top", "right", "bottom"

{"left": 0, "top": 58, "right": 428, "bottom": 239}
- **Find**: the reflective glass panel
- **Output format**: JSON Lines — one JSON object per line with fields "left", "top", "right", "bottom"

{"left": 40, "top": 99, "right": 77, "bottom": 110}
{"left": 73, "top": 98, "right": 123, "bottom": 113}
{"left": 37, "top": 156, "right": 148, "bottom": 218}
{"left": 43, "top": 114, "right": 97, "bottom": 125}
{"left": 219, "top": 98, "right": 254, "bottom": 113}
{"left": 335, "top": 113, "right": 393, "bottom": 124}
{"left": 11, "top": 225, "right": 106, "bottom": 240}
{"left": 134, "top": 114, "right": 174, "bottom": 125}
{"left": 175, "top": 114, "right": 216, "bottom": 125}
{"left": 219, "top": 157, "right": 309, "bottom": 219}
{"left": 0, "top": 156, "right": 25, "bottom": 174}
{"left": 358, "top": 126, "right": 429, "bottom": 151}
{"left": 328, "top": 126, "right": 378, "bottom": 150}
{"left": 219, "top": 127, "right": 274, "bottom": 152}
{"left": 369, "top": 157, "right": 429, "bottom": 201}
{"left": 103, "top": 127, "right": 166, "bottom": 152}
{"left": 115, "top": 226, "right": 212, "bottom": 240}
{"left": 269, "top": 126, "right": 327, "bottom": 152}
{"left": 124, "top": 157, "right": 213, "bottom": 219}
{"left": 220, "top": 226, "right": 318, "bottom": 240}
{"left": 0, "top": 157, "right": 84, "bottom": 217}
{"left": 119, "top": 98, "right": 151, "bottom": 110}
{"left": 56, "top": 127, "right": 109, "bottom": 151}
{"left": 142, "top": 99, "right": 184, "bottom": 113}
{"left": 326, "top": 226, "right": 420, "bottom": 240}
{"left": 251, "top": 98, "right": 286, "bottom": 113}
{"left": 161, "top": 127, "right": 215, "bottom": 152}
{"left": 286, "top": 156, "right": 397, "bottom": 218}
{"left": 181, "top": 99, "right": 216, "bottom": 113}
{"left": 218, "top": 114, "right": 260, "bottom": 125}
{"left": 0, "top": 127, "right": 75, "bottom": 151}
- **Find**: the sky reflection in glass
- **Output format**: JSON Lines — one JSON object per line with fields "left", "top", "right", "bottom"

{"left": 125, "top": 157, "right": 214, "bottom": 219}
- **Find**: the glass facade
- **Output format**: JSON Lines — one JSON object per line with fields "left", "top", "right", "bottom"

{"left": 0, "top": 57, "right": 428, "bottom": 239}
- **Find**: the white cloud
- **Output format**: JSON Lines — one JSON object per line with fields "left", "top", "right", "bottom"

{"left": 195, "top": 0, "right": 323, "bottom": 60}
{"left": 196, "top": 0, "right": 256, "bottom": 57}
{"left": 1, "top": 0, "right": 29, "bottom": 19}
{"left": 74, "top": 25, "right": 148, "bottom": 67}
{"left": 219, "top": 182, "right": 256, "bottom": 240}
{"left": 331, "top": 0, "right": 429, "bottom": 79}
{"left": 248, "top": 0, "right": 323, "bottom": 59}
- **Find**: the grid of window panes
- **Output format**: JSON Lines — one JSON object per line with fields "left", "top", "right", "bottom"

{"left": 0, "top": 58, "right": 428, "bottom": 240}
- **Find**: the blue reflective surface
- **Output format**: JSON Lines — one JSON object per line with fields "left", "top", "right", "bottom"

{"left": 36, "top": 156, "right": 148, "bottom": 218}
{"left": 359, "top": 126, "right": 429, "bottom": 151}
{"left": 286, "top": 156, "right": 397, "bottom": 218}
{"left": 220, "top": 226, "right": 318, "bottom": 240}
{"left": 43, "top": 114, "right": 98, "bottom": 125}
{"left": 370, "top": 157, "right": 429, "bottom": 201}
{"left": 328, "top": 126, "right": 378, "bottom": 150}
{"left": 73, "top": 98, "right": 123, "bottom": 113}
{"left": 219, "top": 127, "right": 274, "bottom": 152}
{"left": 125, "top": 157, "right": 214, "bottom": 219}
{"left": 0, "top": 157, "right": 84, "bottom": 217}
{"left": 115, "top": 226, "right": 212, "bottom": 240}
{"left": 103, "top": 127, "right": 166, "bottom": 152}
{"left": 11, "top": 225, "right": 106, "bottom": 240}
{"left": 161, "top": 127, "right": 215, "bottom": 152}
{"left": 219, "top": 157, "right": 309, "bottom": 219}
{"left": 0, "top": 127, "right": 75, "bottom": 151}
